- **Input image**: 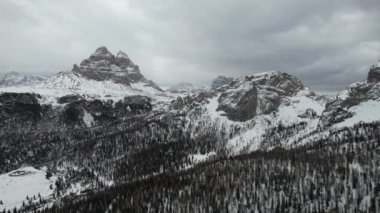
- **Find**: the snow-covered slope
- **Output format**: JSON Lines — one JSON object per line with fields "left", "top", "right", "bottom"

{"left": 320, "top": 82, "right": 380, "bottom": 128}
{"left": 0, "top": 71, "right": 170, "bottom": 106}
{"left": 333, "top": 99, "right": 380, "bottom": 128}
{"left": 0, "top": 167, "right": 57, "bottom": 211}
{"left": 320, "top": 60, "right": 380, "bottom": 128}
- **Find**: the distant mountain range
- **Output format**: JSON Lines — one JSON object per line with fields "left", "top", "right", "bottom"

{"left": 0, "top": 71, "right": 47, "bottom": 87}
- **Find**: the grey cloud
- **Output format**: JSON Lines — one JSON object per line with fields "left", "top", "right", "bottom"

{"left": 0, "top": 0, "right": 379, "bottom": 90}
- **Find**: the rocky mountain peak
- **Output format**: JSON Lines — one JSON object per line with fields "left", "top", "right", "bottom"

{"left": 367, "top": 59, "right": 380, "bottom": 83}
{"left": 216, "top": 71, "right": 305, "bottom": 121}
{"left": 72, "top": 47, "right": 158, "bottom": 88}
{"left": 116, "top": 51, "right": 129, "bottom": 59}
{"left": 87, "top": 46, "right": 115, "bottom": 63}
{"left": 115, "top": 51, "right": 134, "bottom": 69}
{"left": 94, "top": 46, "right": 109, "bottom": 54}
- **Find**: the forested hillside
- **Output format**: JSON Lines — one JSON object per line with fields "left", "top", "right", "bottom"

{"left": 41, "top": 122, "right": 380, "bottom": 213}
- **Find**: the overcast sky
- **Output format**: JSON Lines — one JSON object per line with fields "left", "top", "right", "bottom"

{"left": 1, "top": 0, "right": 380, "bottom": 91}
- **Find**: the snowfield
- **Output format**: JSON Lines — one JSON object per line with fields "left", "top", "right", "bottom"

{"left": 189, "top": 152, "right": 216, "bottom": 164}
{"left": 0, "top": 167, "right": 57, "bottom": 211}
{"left": 0, "top": 72, "right": 172, "bottom": 106}
{"left": 334, "top": 99, "right": 380, "bottom": 128}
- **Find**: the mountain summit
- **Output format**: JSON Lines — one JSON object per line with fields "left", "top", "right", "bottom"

{"left": 72, "top": 46, "right": 161, "bottom": 90}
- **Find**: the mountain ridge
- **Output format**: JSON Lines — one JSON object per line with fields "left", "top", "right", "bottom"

{"left": 0, "top": 49, "right": 379, "bottom": 212}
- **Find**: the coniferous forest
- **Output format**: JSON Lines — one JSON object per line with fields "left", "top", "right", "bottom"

{"left": 31, "top": 122, "right": 380, "bottom": 213}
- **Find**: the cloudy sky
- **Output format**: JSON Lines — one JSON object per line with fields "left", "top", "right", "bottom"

{"left": 1, "top": 0, "right": 380, "bottom": 91}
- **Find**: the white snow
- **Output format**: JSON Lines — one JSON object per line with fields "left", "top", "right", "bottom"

{"left": 226, "top": 117, "right": 267, "bottom": 152}
{"left": 83, "top": 110, "right": 94, "bottom": 127}
{"left": 0, "top": 167, "right": 57, "bottom": 211}
{"left": 0, "top": 72, "right": 172, "bottom": 106}
{"left": 189, "top": 152, "right": 216, "bottom": 164}
{"left": 278, "top": 90, "right": 325, "bottom": 122}
{"left": 334, "top": 99, "right": 380, "bottom": 128}
{"left": 337, "top": 89, "right": 349, "bottom": 100}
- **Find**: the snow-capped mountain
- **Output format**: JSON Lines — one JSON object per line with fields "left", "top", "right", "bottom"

{"left": 0, "top": 47, "right": 168, "bottom": 105}
{"left": 72, "top": 46, "right": 162, "bottom": 91}
{"left": 0, "top": 71, "right": 47, "bottom": 87}
{"left": 1, "top": 49, "right": 379, "bottom": 212}
{"left": 170, "top": 71, "right": 326, "bottom": 153}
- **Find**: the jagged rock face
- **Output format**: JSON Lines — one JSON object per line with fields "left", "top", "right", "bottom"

{"left": 257, "top": 89, "right": 281, "bottom": 114}
{"left": 253, "top": 72, "right": 304, "bottom": 96}
{"left": 0, "top": 71, "right": 47, "bottom": 87}
{"left": 211, "top": 76, "right": 234, "bottom": 90}
{"left": 118, "top": 96, "right": 152, "bottom": 115}
{"left": 367, "top": 63, "right": 380, "bottom": 83}
{"left": 216, "top": 72, "right": 304, "bottom": 122}
{"left": 0, "top": 93, "right": 43, "bottom": 124}
{"left": 217, "top": 82, "right": 258, "bottom": 121}
{"left": 320, "top": 82, "right": 380, "bottom": 126}
{"left": 61, "top": 95, "right": 152, "bottom": 126}
{"left": 73, "top": 47, "right": 144, "bottom": 86}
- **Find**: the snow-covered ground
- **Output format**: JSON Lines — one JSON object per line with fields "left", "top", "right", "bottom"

{"left": 189, "top": 152, "right": 216, "bottom": 164}
{"left": 334, "top": 99, "right": 380, "bottom": 128}
{"left": 0, "top": 167, "right": 57, "bottom": 211}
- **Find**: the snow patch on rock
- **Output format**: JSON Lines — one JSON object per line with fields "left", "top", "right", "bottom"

{"left": 189, "top": 152, "right": 216, "bottom": 164}
{"left": 83, "top": 110, "right": 94, "bottom": 127}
